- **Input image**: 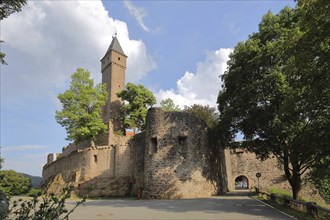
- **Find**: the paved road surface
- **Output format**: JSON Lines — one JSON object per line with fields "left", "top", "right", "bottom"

{"left": 66, "top": 195, "right": 295, "bottom": 220}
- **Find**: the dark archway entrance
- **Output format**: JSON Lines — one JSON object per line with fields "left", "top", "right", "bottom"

{"left": 235, "top": 175, "right": 249, "bottom": 190}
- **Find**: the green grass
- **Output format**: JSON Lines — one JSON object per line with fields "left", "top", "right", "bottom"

{"left": 256, "top": 195, "right": 316, "bottom": 220}
{"left": 265, "top": 187, "right": 330, "bottom": 209}
{"left": 266, "top": 187, "right": 292, "bottom": 198}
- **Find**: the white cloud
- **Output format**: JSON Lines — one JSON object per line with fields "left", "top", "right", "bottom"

{"left": 2, "top": 145, "right": 47, "bottom": 152}
{"left": 155, "top": 48, "right": 233, "bottom": 108}
{"left": 1, "top": 0, "right": 156, "bottom": 108}
{"left": 124, "top": 0, "right": 150, "bottom": 32}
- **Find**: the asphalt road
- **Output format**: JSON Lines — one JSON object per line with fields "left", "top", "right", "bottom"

{"left": 66, "top": 195, "right": 295, "bottom": 220}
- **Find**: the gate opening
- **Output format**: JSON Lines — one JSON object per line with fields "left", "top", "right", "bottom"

{"left": 235, "top": 175, "right": 249, "bottom": 190}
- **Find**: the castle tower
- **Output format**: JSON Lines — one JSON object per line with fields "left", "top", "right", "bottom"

{"left": 101, "top": 35, "right": 127, "bottom": 132}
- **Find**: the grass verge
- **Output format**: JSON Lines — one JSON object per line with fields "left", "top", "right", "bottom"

{"left": 255, "top": 195, "right": 315, "bottom": 220}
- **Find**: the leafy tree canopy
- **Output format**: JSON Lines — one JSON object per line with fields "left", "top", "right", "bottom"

{"left": 0, "top": 170, "right": 31, "bottom": 196}
{"left": 0, "top": 156, "right": 3, "bottom": 169}
{"left": 184, "top": 104, "right": 218, "bottom": 128}
{"left": 0, "top": 0, "right": 27, "bottom": 65}
{"left": 160, "top": 98, "right": 181, "bottom": 112}
{"left": 55, "top": 68, "right": 107, "bottom": 143}
{"left": 309, "top": 156, "right": 330, "bottom": 204}
{"left": 296, "top": 0, "right": 330, "bottom": 202}
{"left": 217, "top": 0, "right": 330, "bottom": 200}
{"left": 117, "top": 82, "right": 156, "bottom": 132}
{"left": 0, "top": 0, "right": 26, "bottom": 20}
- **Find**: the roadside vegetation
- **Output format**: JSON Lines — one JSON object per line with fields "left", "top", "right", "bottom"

{"left": 4, "top": 188, "right": 85, "bottom": 220}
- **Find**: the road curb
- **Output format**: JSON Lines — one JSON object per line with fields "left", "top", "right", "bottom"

{"left": 250, "top": 196, "right": 297, "bottom": 220}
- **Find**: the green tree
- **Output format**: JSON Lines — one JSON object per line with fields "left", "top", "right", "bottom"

{"left": 0, "top": 0, "right": 26, "bottom": 20}
{"left": 217, "top": 3, "right": 329, "bottom": 200}
{"left": 184, "top": 104, "right": 218, "bottom": 128}
{"left": 0, "top": 0, "right": 27, "bottom": 64}
{"left": 117, "top": 82, "right": 156, "bottom": 132}
{"left": 309, "top": 157, "right": 330, "bottom": 204}
{"left": 0, "top": 170, "right": 31, "bottom": 195}
{"left": 160, "top": 98, "right": 181, "bottom": 112}
{"left": 295, "top": 0, "right": 330, "bottom": 201}
{"left": 55, "top": 68, "right": 107, "bottom": 143}
{"left": 0, "top": 156, "right": 3, "bottom": 169}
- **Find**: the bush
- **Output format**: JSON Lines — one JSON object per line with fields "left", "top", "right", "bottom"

{"left": 0, "top": 170, "right": 31, "bottom": 196}
{"left": 5, "top": 188, "right": 85, "bottom": 220}
{"left": 27, "top": 188, "right": 42, "bottom": 197}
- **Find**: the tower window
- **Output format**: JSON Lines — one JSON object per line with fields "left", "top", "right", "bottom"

{"left": 178, "top": 135, "right": 188, "bottom": 159}
{"left": 118, "top": 57, "right": 121, "bottom": 60}
{"left": 93, "top": 155, "right": 98, "bottom": 163}
{"left": 150, "top": 137, "right": 158, "bottom": 154}
{"left": 178, "top": 136, "right": 187, "bottom": 146}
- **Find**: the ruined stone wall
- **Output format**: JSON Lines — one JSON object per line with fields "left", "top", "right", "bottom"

{"left": 129, "top": 132, "right": 145, "bottom": 195}
{"left": 43, "top": 134, "right": 132, "bottom": 196}
{"left": 226, "top": 149, "right": 323, "bottom": 201}
{"left": 142, "top": 108, "right": 216, "bottom": 199}
{"left": 43, "top": 147, "right": 113, "bottom": 184}
{"left": 226, "top": 149, "right": 291, "bottom": 191}
{"left": 59, "top": 140, "right": 91, "bottom": 158}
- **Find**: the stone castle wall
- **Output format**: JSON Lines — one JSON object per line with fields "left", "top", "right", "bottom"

{"left": 225, "top": 149, "right": 289, "bottom": 191}
{"left": 43, "top": 135, "right": 132, "bottom": 195}
{"left": 129, "top": 132, "right": 146, "bottom": 194}
{"left": 43, "top": 107, "right": 322, "bottom": 201}
{"left": 142, "top": 108, "right": 217, "bottom": 199}
{"left": 59, "top": 140, "right": 91, "bottom": 158}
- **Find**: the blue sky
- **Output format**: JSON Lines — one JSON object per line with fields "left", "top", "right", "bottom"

{"left": 0, "top": 0, "right": 296, "bottom": 176}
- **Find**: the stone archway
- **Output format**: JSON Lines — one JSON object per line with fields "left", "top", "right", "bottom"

{"left": 234, "top": 175, "right": 249, "bottom": 190}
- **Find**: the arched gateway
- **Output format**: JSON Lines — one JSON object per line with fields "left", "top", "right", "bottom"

{"left": 235, "top": 175, "right": 249, "bottom": 190}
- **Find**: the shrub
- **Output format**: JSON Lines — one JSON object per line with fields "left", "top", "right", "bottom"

{"left": 5, "top": 187, "right": 85, "bottom": 220}
{"left": 27, "top": 188, "right": 42, "bottom": 197}
{"left": 0, "top": 170, "right": 31, "bottom": 196}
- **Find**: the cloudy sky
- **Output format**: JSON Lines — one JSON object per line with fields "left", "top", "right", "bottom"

{"left": 1, "top": 0, "right": 295, "bottom": 176}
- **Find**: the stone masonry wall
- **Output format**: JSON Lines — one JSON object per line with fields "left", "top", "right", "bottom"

{"left": 225, "top": 149, "right": 323, "bottom": 201}
{"left": 142, "top": 108, "right": 216, "bottom": 199}
{"left": 225, "top": 149, "right": 289, "bottom": 191}
{"left": 43, "top": 147, "right": 112, "bottom": 184}
{"left": 58, "top": 140, "right": 91, "bottom": 158}
{"left": 129, "top": 132, "right": 146, "bottom": 195}
{"left": 43, "top": 134, "right": 132, "bottom": 196}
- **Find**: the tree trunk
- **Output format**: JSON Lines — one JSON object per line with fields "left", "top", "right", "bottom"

{"left": 282, "top": 148, "right": 302, "bottom": 200}
{"left": 291, "top": 181, "right": 302, "bottom": 200}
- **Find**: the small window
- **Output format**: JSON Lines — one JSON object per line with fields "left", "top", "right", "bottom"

{"left": 94, "top": 155, "right": 98, "bottom": 163}
{"left": 150, "top": 137, "right": 157, "bottom": 153}
{"left": 178, "top": 136, "right": 187, "bottom": 146}
{"left": 118, "top": 57, "right": 121, "bottom": 60}
{"left": 178, "top": 135, "right": 188, "bottom": 159}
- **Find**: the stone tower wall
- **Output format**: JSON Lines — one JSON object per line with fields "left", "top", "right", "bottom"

{"left": 129, "top": 132, "right": 146, "bottom": 194}
{"left": 142, "top": 108, "right": 216, "bottom": 199}
{"left": 101, "top": 49, "right": 126, "bottom": 132}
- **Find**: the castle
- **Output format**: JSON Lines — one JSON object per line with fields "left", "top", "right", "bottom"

{"left": 42, "top": 37, "right": 318, "bottom": 199}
